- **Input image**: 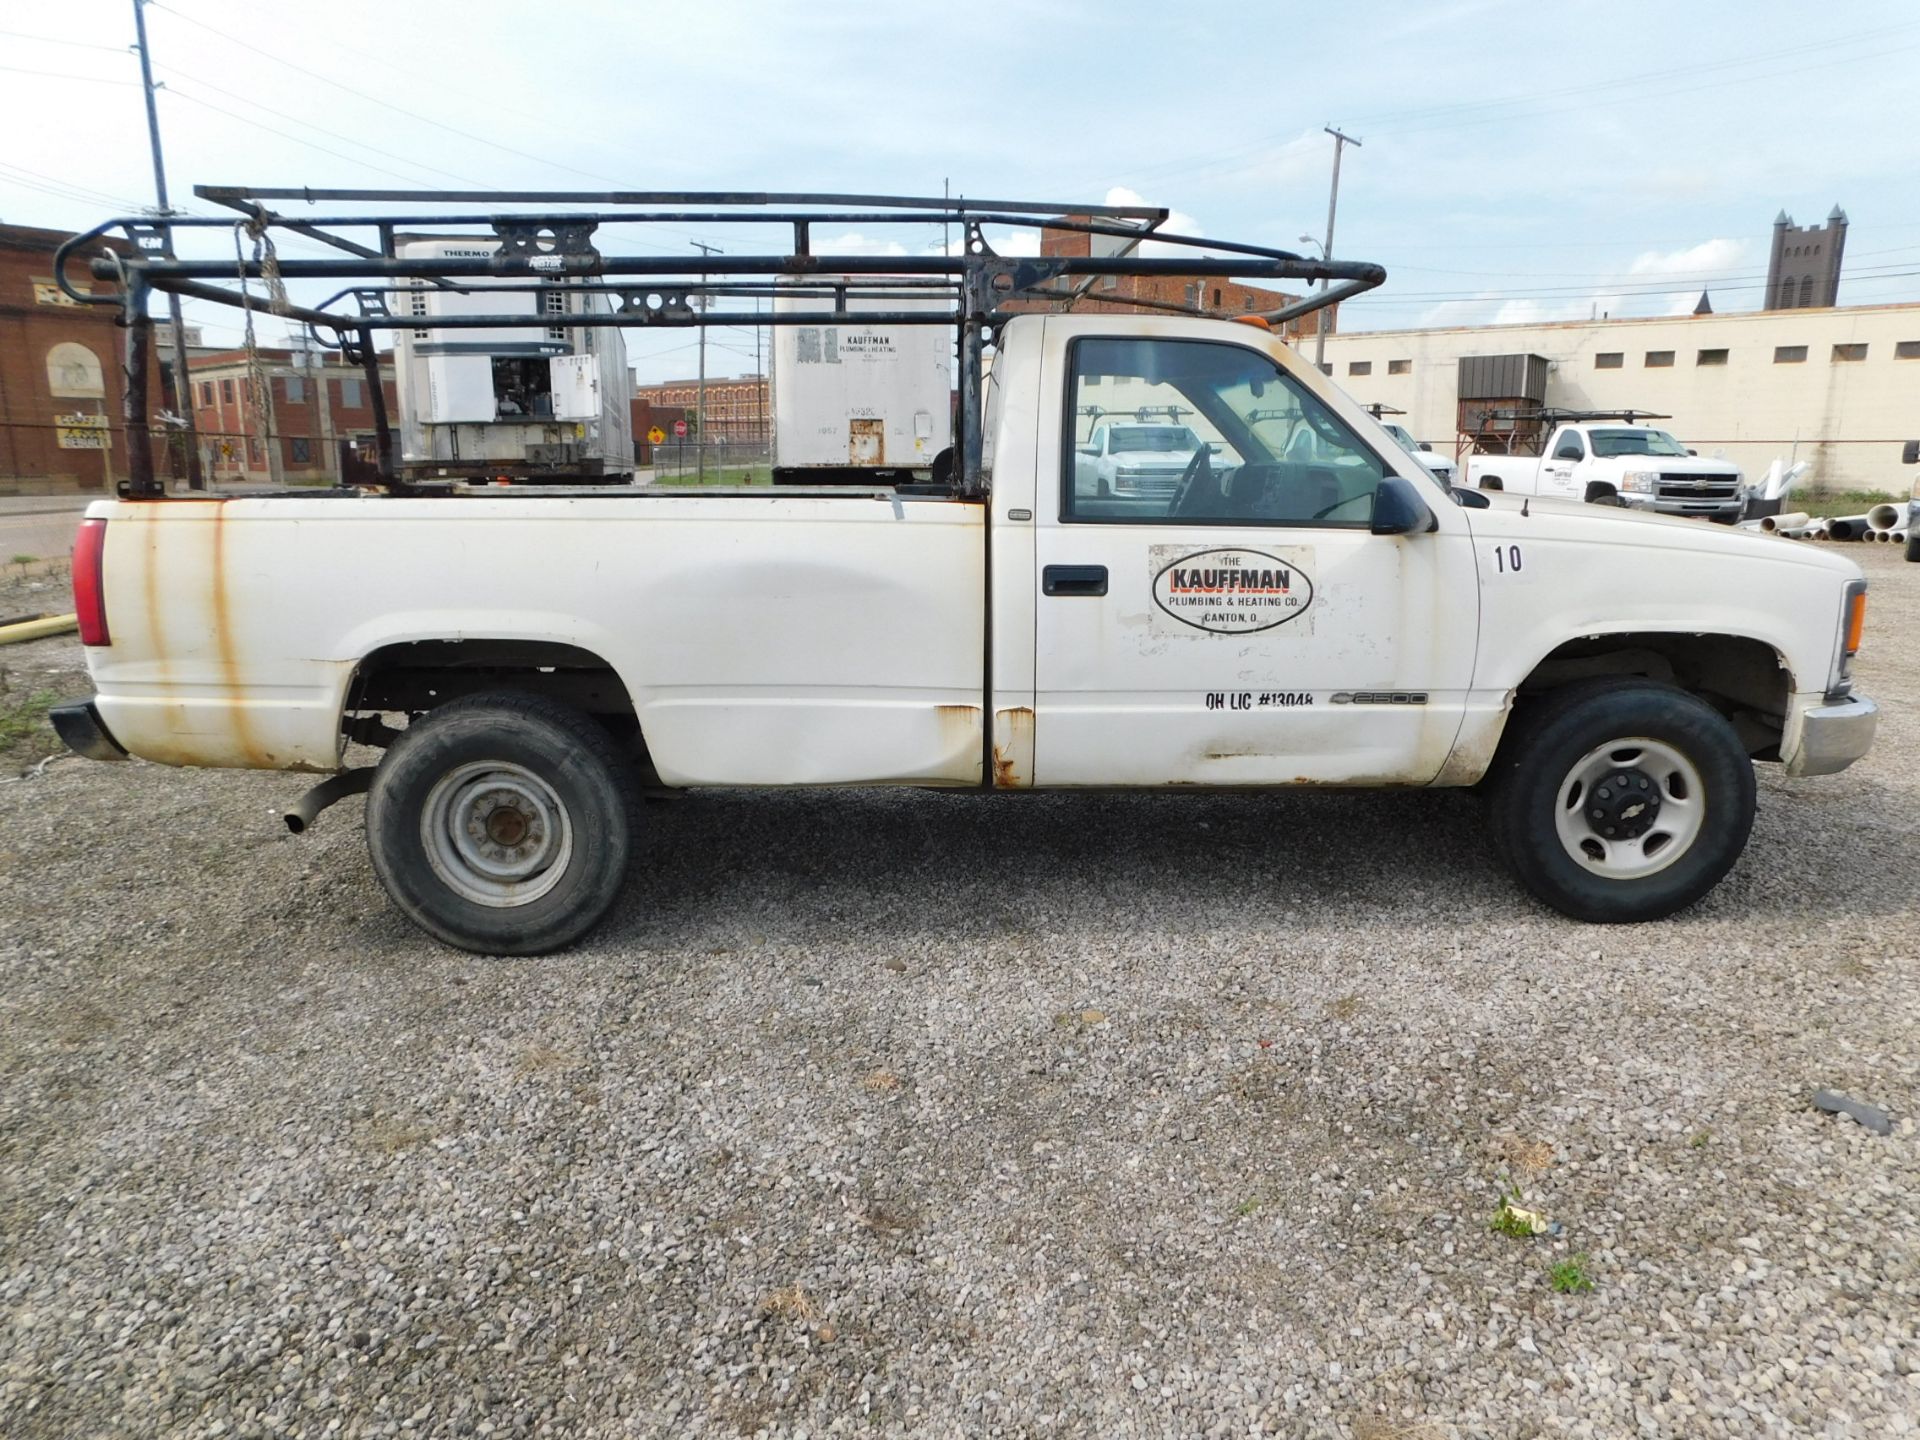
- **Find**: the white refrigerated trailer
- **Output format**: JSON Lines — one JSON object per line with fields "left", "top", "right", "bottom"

{"left": 393, "top": 238, "right": 633, "bottom": 482}
{"left": 771, "top": 277, "right": 953, "bottom": 485}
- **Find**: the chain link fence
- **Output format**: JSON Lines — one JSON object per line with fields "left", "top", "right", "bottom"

{"left": 647, "top": 440, "right": 773, "bottom": 485}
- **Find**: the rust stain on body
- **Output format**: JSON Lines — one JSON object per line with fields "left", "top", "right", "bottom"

{"left": 992, "top": 706, "right": 1034, "bottom": 789}
{"left": 208, "top": 505, "right": 271, "bottom": 767}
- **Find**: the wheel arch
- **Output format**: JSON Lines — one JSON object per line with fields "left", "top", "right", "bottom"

{"left": 342, "top": 634, "right": 646, "bottom": 758}
{"left": 1508, "top": 629, "right": 1792, "bottom": 758}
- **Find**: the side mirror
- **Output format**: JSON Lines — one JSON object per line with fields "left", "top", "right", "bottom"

{"left": 1207, "top": 443, "right": 1223, "bottom": 455}
{"left": 1417, "top": 441, "right": 1433, "bottom": 452}
{"left": 1078, "top": 445, "right": 1097, "bottom": 456}
{"left": 1451, "top": 486, "right": 1491, "bottom": 509}
{"left": 1686, "top": 448, "right": 1697, "bottom": 456}
{"left": 1371, "top": 473, "right": 1438, "bottom": 536}
{"left": 1902, "top": 440, "right": 1919, "bottom": 465}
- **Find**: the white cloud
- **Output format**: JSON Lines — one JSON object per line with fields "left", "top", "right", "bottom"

{"left": 816, "top": 231, "right": 909, "bottom": 258}
{"left": 1102, "top": 186, "right": 1206, "bottom": 255}
{"left": 1412, "top": 237, "right": 1749, "bottom": 328}
{"left": 1625, "top": 238, "right": 1748, "bottom": 315}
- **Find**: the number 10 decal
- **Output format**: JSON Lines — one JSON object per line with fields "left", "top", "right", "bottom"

{"left": 1492, "top": 543, "right": 1524, "bottom": 574}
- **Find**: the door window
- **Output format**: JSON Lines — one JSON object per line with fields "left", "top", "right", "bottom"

{"left": 1064, "top": 338, "right": 1386, "bottom": 527}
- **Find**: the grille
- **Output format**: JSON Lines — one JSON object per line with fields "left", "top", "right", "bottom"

{"left": 1115, "top": 469, "right": 1181, "bottom": 495}
{"left": 1655, "top": 473, "right": 1739, "bottom": 501}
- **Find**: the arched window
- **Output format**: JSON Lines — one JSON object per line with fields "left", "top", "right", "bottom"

{"left": 1799, "top": 276, "right": 1815, "bottom": 307}
{"left": 46, "top": 342, "right": 105, "bottom": 398}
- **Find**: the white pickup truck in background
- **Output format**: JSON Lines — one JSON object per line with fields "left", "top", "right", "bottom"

{"left": 54, "top": 310, "right": 1878, "bottom": 954}
{"left": 1379, "top": 421, "right": 1458, "bottom": 489}
{"left": 1467, "top": 419, "right": 1746, "bottom": 521}
{"left": 1073, "top": 420, "right": 1207, "bottom": 498}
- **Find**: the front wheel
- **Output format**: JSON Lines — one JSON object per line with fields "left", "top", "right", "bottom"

{"left": 366, "top": 691, "right": 640, "bottom": 954}
{"left": 1907, "top": 532, "right": 1920, "bottom": 563}
{"left": 1486, "top": 680, "right": 1755, "bottom": 923}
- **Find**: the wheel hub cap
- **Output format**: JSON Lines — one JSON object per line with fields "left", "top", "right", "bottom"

{"left": 421, "top": 762, "right": 574, "bottom": 908}
{"left": 1552, "top": 738, "right": 1705, "bottom": 880}
{"left": 1586, "top": 768, "right": 1662, "bottom": 841}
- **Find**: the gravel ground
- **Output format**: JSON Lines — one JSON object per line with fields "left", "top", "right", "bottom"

{"left": 1, "top": 547, "right": 1916, "bottom": 1439}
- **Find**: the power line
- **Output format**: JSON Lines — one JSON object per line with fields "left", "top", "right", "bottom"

{"left": 1342, "top": 20, "right": 1920, "bottom": 128}
{"left": 0, "top": 160, "right": 150, "bottom": 211}
{"left": 1073, "top": 21, "right": 1920, "bottom": 196}
{"left": 0, "top": 28, "right": 131, "bottom": 53}
{"left": 153, "top": 63, "right": 495, "bottom": 188}
{"left": 1339, "top": 267, "right": 1920, "bottom": 307}
{"left": 0, "top": 63, "right": 141, "bottom": 87}
{"left": 144, "top": 3, "right": 735, "bottom": 247}
{"left": 160, "top": 85, "right": 454, "bottom": 188}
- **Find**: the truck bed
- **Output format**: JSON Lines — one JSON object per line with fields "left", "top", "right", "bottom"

{"left": 85, "top": 490, "right": 986, "bottom": 784}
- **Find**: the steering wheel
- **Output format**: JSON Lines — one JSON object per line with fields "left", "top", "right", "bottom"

{"left": 1168, "top": 447, "right": 1212, "bottom": 518}
{"left": 1312, "top": 490, "right": 1373, "bottom": 520}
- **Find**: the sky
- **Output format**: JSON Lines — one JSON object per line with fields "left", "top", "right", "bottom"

{"left": 5, "top": 0, "right": 1919, "bottom": 385}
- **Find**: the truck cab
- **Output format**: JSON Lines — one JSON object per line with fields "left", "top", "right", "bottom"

{"left": 1468, "top": 421, "right": 1746, "bottom": 521}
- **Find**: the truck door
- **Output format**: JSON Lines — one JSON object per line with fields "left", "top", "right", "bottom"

{"left": 849, "top": 418, "right": 885, "bottom": 465}
{"left": 1031, "top": 322, "right": 1479, "bottom": 785}
{"left": 1540, "top": 428, "right": 1586, "bottom": 498}
{"left": 549, "top": 354, "right": 600, "bottom": 422}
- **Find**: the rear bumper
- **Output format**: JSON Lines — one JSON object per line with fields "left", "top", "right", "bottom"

{"left": 48, "top": 700, "right": 127, "bottom": 763}
{"left": 1783, "top": 692, "right": 1877, "bottom": 777}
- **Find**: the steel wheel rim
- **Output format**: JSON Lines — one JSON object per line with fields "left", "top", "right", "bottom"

{"left": 1552, "top": 737, "right": 1706, "bottom": 880}
{"left": 421, "top": 760, "right": 574, "bottom": 908}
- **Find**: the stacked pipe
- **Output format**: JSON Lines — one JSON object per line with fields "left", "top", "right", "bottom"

{"left": 1757, "top": 503, "right": 1909, "bottom": 543}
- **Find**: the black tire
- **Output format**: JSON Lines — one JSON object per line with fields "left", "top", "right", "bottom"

{"left": 366, "top": 691, "right": 640, "bottom": 954}
{"left": 1486, "top": 680, "right": 1755, "bottom": 923}
{"left": 1907, "top": 533, "right": 1920, "bottom": 563}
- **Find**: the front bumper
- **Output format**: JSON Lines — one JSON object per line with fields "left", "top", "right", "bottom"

{"left": 1620, "top": 494, "right": 1745, "bottom": 521}
{"left": 1783, "top": 692, "right": 1878, "bottom": 777}
{"left": 48, "top": 700, "right": 127, "bottom": 763}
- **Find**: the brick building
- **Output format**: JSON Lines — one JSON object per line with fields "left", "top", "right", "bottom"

{"left": 632, "top": 374, "right": 768, "bottom": 459}
{"left": 190, "top": 348, "right": 398, "bottom": 484}
{"left": 0, "top": 222, "right": 168, "bottom": 494}
{"left": 1026, "top": 218, "right": 1316, "bottom": 339}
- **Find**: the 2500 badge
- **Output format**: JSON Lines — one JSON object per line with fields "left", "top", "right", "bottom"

{"left": 1149, "top": 546, "right": 1315, "bottom": 636}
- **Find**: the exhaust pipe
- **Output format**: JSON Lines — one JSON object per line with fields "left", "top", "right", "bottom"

{"left": 283, "top": 768, "right": 375, "bottom": 835}
{"left": 1761, "top": 511, "right": 1810, "bottom": 533}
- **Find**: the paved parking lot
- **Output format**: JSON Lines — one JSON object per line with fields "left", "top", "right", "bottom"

{"left": 1, "top": 546, "right": 1915, "bottom": 1438}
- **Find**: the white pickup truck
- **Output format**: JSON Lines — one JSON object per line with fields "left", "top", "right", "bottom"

{"left": 1073, "top": 421, "right": 1206, "bottom": 498}
{"left": 1467, "top": 421, "right": 1746, "bottom": 521}
{"left": 53, "top": 312, "right": 1877, "bottom": 954}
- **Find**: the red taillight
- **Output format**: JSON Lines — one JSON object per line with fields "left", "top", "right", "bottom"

{"left": 73, "top": 517, "right": 109, "bottom": 646}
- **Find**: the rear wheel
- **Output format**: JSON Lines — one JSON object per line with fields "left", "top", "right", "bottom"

{"left": 1907, "top": 532, "right": 1919, "bottom": 563}
{"left": 1487, "top": 680, "right": 1755, "bottom": 923}
{"left": 366, "top": 691, "right": 640, "bottom": 954}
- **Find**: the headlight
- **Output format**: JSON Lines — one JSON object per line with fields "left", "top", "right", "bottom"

{"left": 1620, "top": 471, "right": 1659, "bottom": 494}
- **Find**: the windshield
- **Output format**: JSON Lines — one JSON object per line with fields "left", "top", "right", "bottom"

{"left": 1381, "top": 423, "right": 1422, "bottom": 457}
{"left": 1588, "top": 427, "right": 1689, "bottom": 458}
{"left": 1108, "top": 426, "right": 1197, "bottom": 453}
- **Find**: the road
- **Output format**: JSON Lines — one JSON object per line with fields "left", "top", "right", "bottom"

{"left": 0, "top": 545, "right": 1914, "bottom": 1436}
{"left": 0, "top": 495, "right": 90, "bottom": 564}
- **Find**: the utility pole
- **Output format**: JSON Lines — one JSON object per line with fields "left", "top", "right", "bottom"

{"left": 691, "top": 240, "right": 720, "bottom": 481}
{"left": 1313, "top": 126, "right": 1361, "bottom": 374}
{"left": 130, "top": 0, "right": 204, "bottom": 490}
